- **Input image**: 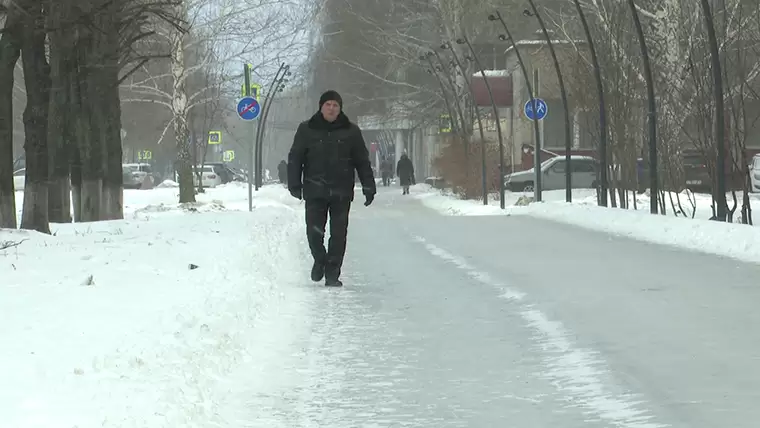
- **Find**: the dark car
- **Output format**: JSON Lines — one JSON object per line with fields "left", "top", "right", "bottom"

{"left": 682, "top": 153, "right": 711, "bottom": 192}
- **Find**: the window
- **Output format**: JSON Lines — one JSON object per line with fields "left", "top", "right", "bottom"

{"left": 682, "top": 155, "right": 705, "bottom": 167}
{"left": 753, "top": 157, "right": 760, "bottom": 169}
{"left": 572, "top": 161, "right": 596, "bottom": 173}
{"left": 551, "top": 161, "right": 566, "bottom": 173}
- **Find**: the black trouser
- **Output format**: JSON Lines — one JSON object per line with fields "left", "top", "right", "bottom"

{"left": 305, "top": 197, "right": 352, "bottom": 279}
{"left": 382, "top": 175, "right": 390, "bottom": 186}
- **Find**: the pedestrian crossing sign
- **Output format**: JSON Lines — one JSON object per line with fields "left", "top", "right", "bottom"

{"left": 208, "top": 131, "right": 222, "bottom": 145}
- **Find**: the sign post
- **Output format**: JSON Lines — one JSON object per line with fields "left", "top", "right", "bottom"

{"left": 240, "top": 64, "right": 261, "bottom": 211}
{"left": 524, "top": 96, "right": 548, "bottom": 201}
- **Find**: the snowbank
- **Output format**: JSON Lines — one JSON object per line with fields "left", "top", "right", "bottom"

{"left": 413, "top": 185, "right": 760, "bottom": 264}
{"left": 1, "top": 185, "right": 310, "bottom": 427}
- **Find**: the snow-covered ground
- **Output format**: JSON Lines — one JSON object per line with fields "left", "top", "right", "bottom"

{"left": 412, "top": 185, "right": 760, "bottom": 264}
{"left": 1, "top": 184, "right": 312, "bottom": 427}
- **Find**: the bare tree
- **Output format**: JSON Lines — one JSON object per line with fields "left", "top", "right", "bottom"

{"left": 0, "top": 0, "right": 22, "bottom": 228}
{"left": 122, "top": 0, "right": 309, "bottom": 203}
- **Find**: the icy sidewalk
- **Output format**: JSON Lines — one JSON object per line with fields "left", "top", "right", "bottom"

{"left": 412, "top": 184, "right": 760, "bottom": 264}
{"left": 0, "top": 185, "right": 311, "bottom": 428}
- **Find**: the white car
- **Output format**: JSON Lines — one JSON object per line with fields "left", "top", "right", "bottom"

{"left": 123, "top": 163, "right": 154, "bottom": 187}
{"left": 13, "top": 168, "right": 25, "bottom": 190}
{"left": 750, "top": 154, "right": 760, "bottom": 193}
{"left": 191, "top": 165, "right": 222, "bottom": 188}
{"left": 504, "top": 156, "right": 599, "bottom": 192}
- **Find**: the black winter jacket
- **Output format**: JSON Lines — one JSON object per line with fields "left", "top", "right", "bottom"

{"left": 287, "top": 111, "right": 377, "bottom": 200}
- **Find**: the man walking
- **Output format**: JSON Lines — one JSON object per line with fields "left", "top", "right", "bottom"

{"left": 380, "top": 156, "right": 393, "bottom": 187}
{"left": 287, "top": 90, "right": 376, "bottom": 287}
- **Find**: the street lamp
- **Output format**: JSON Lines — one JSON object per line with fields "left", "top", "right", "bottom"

{"left": 625, "top": 0, "right": 658, "bottom": 214}
{"left": 489, "top": 11, "right": 544, "bottom": 202}
{"left": 255, "top": 63, "right": 290, "bottom": 189}
{"left": 419, "top": 54, "right": 461, "bottom": 136}
{"left": 524, "top": 3, "right": 573, "bottom": 203}
{"left": 440, "top": 40, "right": 490, "bottom": 205}
{"left": 699, "top": 0, "right": 727, "bottom": 221}
{"left": 572, "top": 0, "right": 609, "bottom": 207}
{"left": 431, "top": 46, "right": 472, "bottom": 188}
{"left": 433, "top": 46, "right": 469, "bottom": 144}
{"left": 455, "top": 36, "right": 506, "bottom": 208}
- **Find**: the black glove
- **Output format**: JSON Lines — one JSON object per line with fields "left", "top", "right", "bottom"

{"left": 364, "top": 193, "right": 374, "bottom": 206}
{"left": 289, "top": 187, "right": 302, "bottom": 200}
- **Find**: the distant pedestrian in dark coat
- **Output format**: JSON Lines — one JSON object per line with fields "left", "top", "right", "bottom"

{"left": 277, "top": 160, "right": 287, "bottom": 184}
{"left": 396, "top": 153, "right": 415, "bottom": 195}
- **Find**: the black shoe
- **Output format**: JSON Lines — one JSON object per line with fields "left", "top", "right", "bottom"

{"left": 311, "top": 260, "right": 325, "bottom": 282}
{"left": 325, "top": 277, "right": 343, "bottom": 287}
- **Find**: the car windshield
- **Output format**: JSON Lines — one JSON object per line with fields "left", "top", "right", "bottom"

{"left": 682, "top": 156, "right": 705, "bottom": 167}
{"left": 753, "top": 157, "right": 760, "bottom": 169}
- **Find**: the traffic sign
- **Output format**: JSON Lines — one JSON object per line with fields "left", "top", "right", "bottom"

{"left": 524, "top": 98, "right": 548, "bottom": 121}
{"left": 240, "top": 83, "right": 261, "bottom": 100}
{"left": 237, "top": 97, "right": 261, "bottom": 121}
{"left": 223, "top": 150, "right": 235, "bottom": 162}
{"left": 208, "top": 131, "right": 222, "bottom": 145}
{"left": 137, "top": 149, "right": 152, "bottom": 160}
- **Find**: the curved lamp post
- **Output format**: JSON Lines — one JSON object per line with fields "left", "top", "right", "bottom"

{"left": 489, "top": 11, "right": 544, "bottom": 201}
{"left": 699, "top": 0, "right": 727, "bottom": 221}
{"left": 456, "top": 36, "right": 506, "bottom": 208}
{"left": 440, "top": 41, "right": 489, "bottom": 205}
{"left": 572, "top": 0, "right": 609, "bottom": 207}
{"left": 420, "top": 53, "right": 461, "bottom": 135}
{"left": 524, "top": 3, "right": 573, "bottom": 203}
{"left": 254, "top": 63, "right": 290, "bottom": 189}
{"left": 626, "top": 0, "right": 658, "bottom": 214}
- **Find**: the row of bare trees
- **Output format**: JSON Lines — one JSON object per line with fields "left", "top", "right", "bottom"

{"left": 0, "top": 0, "right": 183, "bottom": 234}
{"left": 310, "top": 0, "right": 760, "bottom": 223}
{"left": 1, "top": 0, "right": 311, "bottom": 234}
{"left": 555, "top": 0, "right": 760, "bottom": 223}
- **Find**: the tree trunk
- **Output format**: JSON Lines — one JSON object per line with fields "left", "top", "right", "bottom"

{"left": 171, "top": 3, "right": 195, "bottom": 204}
{"left": 47, "top": 0, "right": 74, "bottom": 223}
{"left": 0, "top": 5, "right": 22, "bottom": 228}
{"left": 99, "top": 9, "right": 123, "bottom": 220}
{"left": 19, "top": 0, "right": 52, "bottom": 234}
{"left": 70, "top": 145, "right": 83, "bottom": 221}
{"left": 72, "top": 24, "right": 103, "bottom": 222}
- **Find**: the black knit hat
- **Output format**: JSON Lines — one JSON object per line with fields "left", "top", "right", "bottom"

{"left": 319, "top": 90, "right": 343, "bottom": 110}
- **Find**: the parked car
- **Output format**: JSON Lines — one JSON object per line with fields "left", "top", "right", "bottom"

{"left": 122, "top": 166, "right": 142, "bottom": 189}
{"left": 750, "top": 154, "right": 760, "bottom": 193}
{"left": 190, "top": 165, "right": 222, "bottom": 188}
{"left": 682, "top": 153, "right": 711, "bottom": 192}
{"left": 504, "top": 156, "right": 599, "bottom": 192}
{"left": 202, "top": 162, "right": 240, "bottom": 184}
{"left": 123, "top": 163, "right": 155, "bottom": 187}
{"left": 13, "top": 168, "right": 25, "bottom": 190}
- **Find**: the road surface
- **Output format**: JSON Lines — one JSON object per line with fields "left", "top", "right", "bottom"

{"left": 244, "top": 186, "right": 760, "bottom": 427}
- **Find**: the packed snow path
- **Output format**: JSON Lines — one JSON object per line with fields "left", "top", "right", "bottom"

{"left": 244, "top": 187, "right": 760, "bottom": 428}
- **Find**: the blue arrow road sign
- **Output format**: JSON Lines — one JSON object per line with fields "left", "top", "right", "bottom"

{"left": 524, "top": 98, "right": 548, "bottom": 121}
{"left": 237, "top": 97, "right": 261, "bottom": 121}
